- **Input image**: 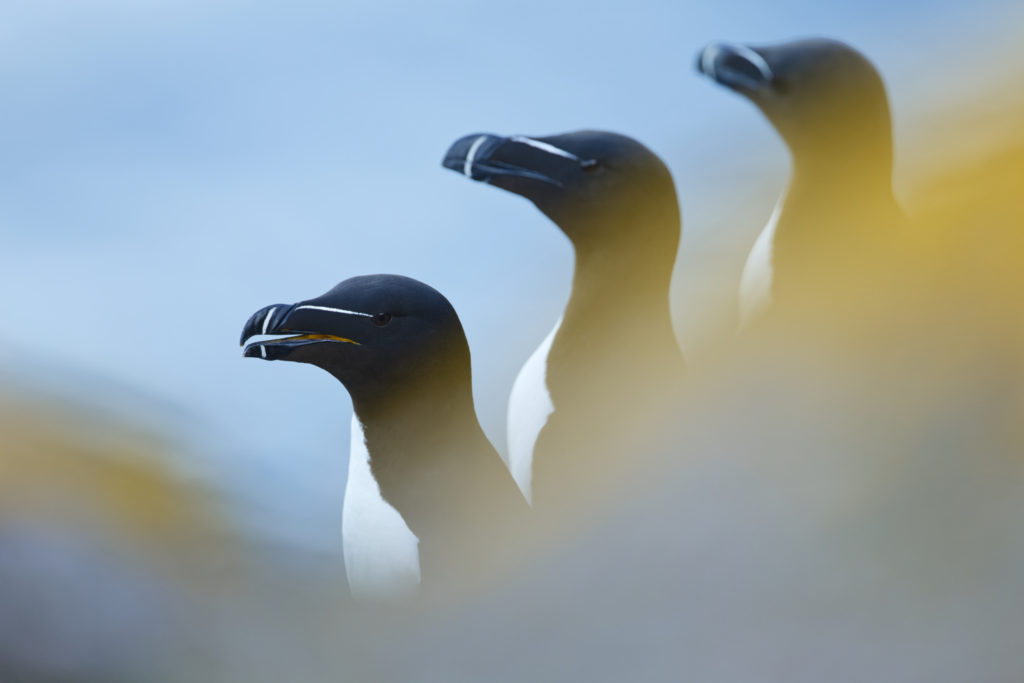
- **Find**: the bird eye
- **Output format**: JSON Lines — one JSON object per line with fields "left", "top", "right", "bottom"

{"left": 372, "top": 312, "right": 392, "bottom": 326}
{"left": 580, "top": 159, "right": 600, "bottom": 171}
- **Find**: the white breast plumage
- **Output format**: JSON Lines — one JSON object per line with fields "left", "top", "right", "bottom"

{"left": 341, "top": 414, "right": 420, "bottom": 599}
{"left": 739, "top": 199, "right": 781, "bottom": 328}
{"left": 506, "top": 317, "right": 561, "bottom": 504}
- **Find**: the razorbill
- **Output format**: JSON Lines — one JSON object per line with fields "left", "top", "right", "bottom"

{"left": 240, "top": 274, "right": 528, "bottom": 597}
{"left": 442, "top": 132, "right": 684, "bottom": 510}
{"left": 697, "top": 38, "right": 908, "bottom": 326}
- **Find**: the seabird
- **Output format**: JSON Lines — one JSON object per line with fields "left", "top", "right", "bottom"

{"left": 442, "top": 132, "right": 684, "bottom": 511}
{"left": 696, "top": 38, "right": 908, "bottom": 327}
{"left": 240, "top": 274, "right": 528, "bottom": 597}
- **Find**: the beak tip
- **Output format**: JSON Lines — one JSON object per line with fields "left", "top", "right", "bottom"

{"left": 440, "top": 155, "right": 463, "bottom": 173}
{"left": 242, "top": 344, "right": 267, "bottom": 359}
{"left": 442, "top": 133, "right": 505, "bottom": 181}
{"left": 696, "top": 42, "right": 721, "bottom": 79}
{"left": 240, "top": 302, "right": 291, "bottom": 351}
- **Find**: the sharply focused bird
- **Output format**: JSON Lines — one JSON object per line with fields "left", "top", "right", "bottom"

{"left": 697, "top": 38, "right": 908, "bottom": 327}
{"left": 443, "top": 131, "right": 684, "bottom": 512}
{"left": 241, "top": 274, "right": 528, "bottom": 598}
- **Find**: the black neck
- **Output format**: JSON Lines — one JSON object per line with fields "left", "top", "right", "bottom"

{"left": 563, "top": 213, "right": 680, "bottom": 356}
{"left": 353, "top": 368, "right": 482, "bottom": 492}
{"left": 351, "top": 369, "right": 526, "bottom": 588}
{"left": 779, "top": 123, "right": 899, "bottom": 241}
{"left": 767, "top": 129, "right": 904, "bottom": 315}
{"left": 538, "top": 212, "right": 685, "bottom": 421}
{"left": 787, "top": 121, "right": 894, "bottom": 201}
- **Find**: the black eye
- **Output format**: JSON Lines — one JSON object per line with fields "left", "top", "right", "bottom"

{"left": 372, "top": 312, "right": 392, "bottom": 326}
{"left": 580, "top": 159, "right": 600, "bottom": 171}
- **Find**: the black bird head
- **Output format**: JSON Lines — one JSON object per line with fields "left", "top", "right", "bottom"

{"left": 442, "top": 131, "right": 679, "bottom": 250}
{"left": 240, "top": 274, "right": 471, "bottom": 406}
{"left": 696, "top": 38, "right": 892, "bottom": 162}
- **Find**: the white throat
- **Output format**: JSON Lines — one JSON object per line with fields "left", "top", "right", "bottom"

{"left": 341, "top": 413, "right": 420, "bottom": 599}
{"left": 739, "top": 199, "right": 781, "bottom": 328}
{"left": 506, "top": 317, "right": 561, "bottom": 504}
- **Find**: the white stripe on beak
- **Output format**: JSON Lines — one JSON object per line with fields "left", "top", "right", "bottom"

{"left": 262, "top": 306, "right": 277, "bottom": 335}
{"left": 295, "top": 305, "right": 373, "bottom": 318}
{"left": 259, "top": 344, "right": 267, "bottom": 359}
{"left": 509, "top": 136, "right": 580, "bottom": 161}
{"left": 464, "top": 135, "right": 488, "bottom": 178}
{"left": 732, "top": 44, "right": 774, "bottom": 82}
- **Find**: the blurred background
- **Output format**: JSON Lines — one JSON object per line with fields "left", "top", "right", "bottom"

{"left": 1, "top": 1, "right": 1022, "bottom": 680}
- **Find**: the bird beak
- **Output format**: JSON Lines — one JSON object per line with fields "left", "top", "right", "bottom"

{"left": 240, "top": 303, "right": 360, "bottom": 361}
{"left": 442, "top": 133, "right": 566, "bottom": 186}
{"left": 696, "top": 42, "right": 775, "bottom": 95}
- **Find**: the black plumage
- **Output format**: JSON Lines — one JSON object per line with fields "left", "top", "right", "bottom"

{"left": 241, "top": 274, "right": 528, "bottom": 593}
{"left": 444, "top": 132, "right": 685, "bottom": 515}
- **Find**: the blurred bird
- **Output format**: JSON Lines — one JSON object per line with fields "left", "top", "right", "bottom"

{"left": 241, "top": 274, "right": 528, "bottom": 598}
{"left": 443, "top": 132, "right": 685, "bottom": 513}
{"left": 377, "top": 76, "right": 1024, "bottom": 683}
{"left": 697, "top": 38, "right": 909, "bottom": 328}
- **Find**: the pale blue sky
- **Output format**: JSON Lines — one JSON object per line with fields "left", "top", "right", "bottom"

{"left": 1, "top": 0, "right": 1020, "bottom": 547}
